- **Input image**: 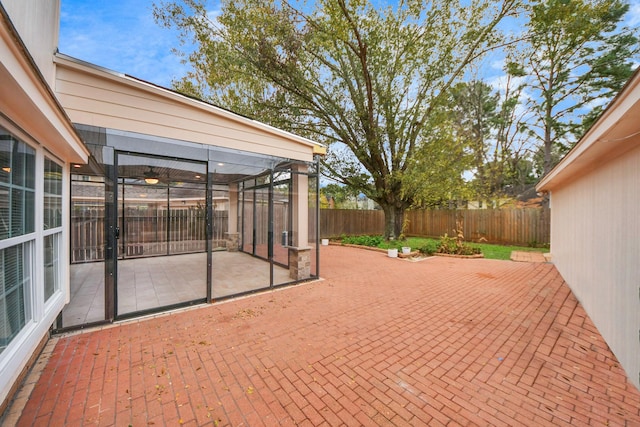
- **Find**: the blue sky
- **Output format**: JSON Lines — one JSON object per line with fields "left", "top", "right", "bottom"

{"left": 59, "top": 0, "right": 202, "bottom": 87}
{"left": 59, "top": 0, "right": 640, "bottom": 89}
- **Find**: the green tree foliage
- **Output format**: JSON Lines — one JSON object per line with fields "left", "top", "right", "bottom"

{"left": 510, "top": 0, "right": 638, "bottom": 178}
{"left": 400, "top": 105, "right": 473, "bottom": 208}
{"left": 449, "top": 80, "right": 500, "bottom": 198}
{"left": 445, "top": 78, "right": 535, "bottom": 202}
{"left": 153, "top": 0, "right": 520, "bottom": 239}
{"left": 319, "top": 183, "right": 360, "bottom": 209}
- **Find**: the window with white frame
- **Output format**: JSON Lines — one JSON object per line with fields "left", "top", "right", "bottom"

{"left": 44, "top": 157, "right": 63, "bottom": 302}
{"left": 0, "top": 127, "right": 36, "bottom": 354}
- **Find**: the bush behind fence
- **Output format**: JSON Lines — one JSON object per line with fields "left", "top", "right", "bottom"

{"left": 320, "top": 208, "right": 550, "bottom": 246}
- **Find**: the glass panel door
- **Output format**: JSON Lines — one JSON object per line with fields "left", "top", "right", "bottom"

{"left": 169, "top": 184, "right": 206, "bottom": 254}
{"left": 65, "top": 176, "right": 106, "bottom": 327}
{"left": 119, "top": 182, "right": 167, "bottom": 258}
{"left": 115, "top": 153, "right": 207, "bottom": 317}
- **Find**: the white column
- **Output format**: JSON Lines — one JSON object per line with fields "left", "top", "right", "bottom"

{"left": 291, "top": 165, "right": 309, "bottom": 248}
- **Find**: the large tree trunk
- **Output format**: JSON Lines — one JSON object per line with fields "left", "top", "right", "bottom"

{"left": 381, "top": 203, "right": 406, "bottom": 241}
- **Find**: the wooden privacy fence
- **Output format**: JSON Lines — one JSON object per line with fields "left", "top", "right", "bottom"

{"left": 321, "top": 208, "right": 550, "bottom": 246}
{"left": 71, "top": 209, "right": 105, "bottom": 263}
{"left": 72, "top": 199, "right": 295, "bottom": 263}
{"left": 71, "top": 209, "right": 229, "bottom": 263}
{"left": 241, "top": 199, "right": 289, "bottom": 246}
{"left": 320, "top": 209, "right": 385, "bottom": 238}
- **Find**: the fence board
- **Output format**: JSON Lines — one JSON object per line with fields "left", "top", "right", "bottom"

{"left": 71, "top": 209, "right": 229, "bottom": 263}
{"left": 320, "top": 208, "right": 550, "bottom": 246}
{"left": 320, "top": 209, "right": 385, "bottom": 237}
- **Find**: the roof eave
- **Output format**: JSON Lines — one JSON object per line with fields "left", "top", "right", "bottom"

{"left": 54, "top": 53, "right": 326, "bottom": 157}
{"left": 537, "top": 66, "right": 640, "bottom": 192}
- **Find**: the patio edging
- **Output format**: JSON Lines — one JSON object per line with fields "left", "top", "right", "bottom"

{"left": 327, "top": 241, "right": 487, "bottom": 259}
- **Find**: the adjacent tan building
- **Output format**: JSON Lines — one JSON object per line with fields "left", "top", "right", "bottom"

{"left": 537, "top": 68, "right": 640, "bottom": 391}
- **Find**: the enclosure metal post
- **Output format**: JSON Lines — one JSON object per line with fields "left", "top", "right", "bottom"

{"left": 268, "top": 170, "right": 274, "bottom": 287}
{"left": 240, "top": 184, "right": 244, "bottom": 252}
{"left": 104, "top": 147, "right": 117, "bottom": 321}
{"left": 252, "top": 187, "right": 257, "bottom": 256}
{"left": 166, "top": 184, "right": 170, "bottom": 256}
{"left": 206, "top": 164, "right": 213, "bottom": 302}
{"left": 315, "top": 155, "right": 321, "bottom": 278}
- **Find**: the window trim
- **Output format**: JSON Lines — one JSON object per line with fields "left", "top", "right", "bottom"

{"left": 0, "top": 118, "right": 69, "bottom": 358}
{"left": 43, "top": 155, "right": 64, "bottom": 303}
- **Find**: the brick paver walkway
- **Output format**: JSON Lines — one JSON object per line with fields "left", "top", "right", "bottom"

{"left": 510, "top": 251, "right": 548, "bottom": 263}
{"left": 12, "top": 246, "right": 640, "bottom": 426}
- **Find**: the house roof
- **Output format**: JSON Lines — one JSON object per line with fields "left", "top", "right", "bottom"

{"left": 537, "top": 67, "right": 640, "bottom": 192}
{"left": 53, "top": 53, "right": 326, "bottom": 161}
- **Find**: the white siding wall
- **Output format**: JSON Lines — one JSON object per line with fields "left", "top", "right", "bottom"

{"left": 2, "top": 0, "right": 59, "bottom": 86}
{"left": 550, "top": 144, "right": 640, "bottom": 390}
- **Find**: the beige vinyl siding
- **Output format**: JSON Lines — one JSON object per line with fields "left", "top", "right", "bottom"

{"left": 549, "top": 143, "right": 640, "bottom": 389}
{"left": 54, "top": 58, "right": 319, "bottom": 162}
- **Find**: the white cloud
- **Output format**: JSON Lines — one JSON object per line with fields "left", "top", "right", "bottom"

{"left": 577, "top": 97, "right": 608, "bottom": 114}
{"left": 626, "top": 1, "right": 640, "bottom": 26}
{"left": 486, "top": 74, "right": 528, "bottom": 99}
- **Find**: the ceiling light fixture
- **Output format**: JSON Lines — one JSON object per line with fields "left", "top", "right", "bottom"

{"left": 144, "top": 166, "right": 159, "bottom": 185}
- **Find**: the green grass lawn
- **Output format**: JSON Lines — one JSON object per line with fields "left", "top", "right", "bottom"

{"left": 472, "top": 242, "right": 547, "bottom": 260}
{"left": 337, "top": 235, "right": 548, "bottom": 261}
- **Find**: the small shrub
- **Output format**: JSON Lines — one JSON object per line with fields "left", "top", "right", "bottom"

{"left": 418, "top": 240, "right": 439, "bottom": 255}
{"left": 457, "top": 243, "right": 482, "bottom": 256}
{"left": 437, "top": 234, "right": 459, "bottom": 254}
{"left": 341, "top": 235, "right": 383, "bottom": 247}
{"left": 437, "top": 233, "right": 481, "bottom": 256}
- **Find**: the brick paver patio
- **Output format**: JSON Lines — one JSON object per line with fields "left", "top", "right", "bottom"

{"left": 510, "top": 251, "right": 548, "bottom": 263}
{"left": 9, "top": 245, "right": 640, "bottom": 426}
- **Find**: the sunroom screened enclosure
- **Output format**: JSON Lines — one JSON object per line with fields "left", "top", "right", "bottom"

{"left": 49, "top": 53, "right": 323, "bottom": 330}
{"left": 62, "top": 126, "right": 319, "bottom": 329}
